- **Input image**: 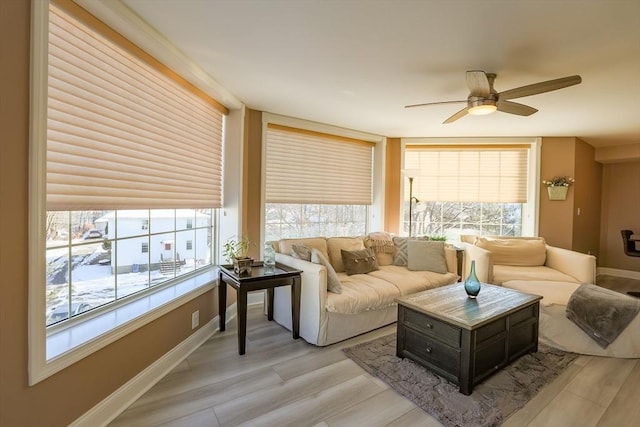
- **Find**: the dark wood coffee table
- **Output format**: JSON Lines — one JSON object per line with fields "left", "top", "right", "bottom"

{"left": 218, "top": 262, "right": 302, "bottom": 355}
{"left": 396, "top": 283, "right": 542, "bottom": 395}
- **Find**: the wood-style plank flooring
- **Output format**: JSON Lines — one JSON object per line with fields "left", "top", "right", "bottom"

{"left": 110, "top": 277, "right": 640, "bottom": 427}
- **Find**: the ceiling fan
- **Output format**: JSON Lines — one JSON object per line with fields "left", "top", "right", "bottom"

{"left": 405, "top": 70, "right": 582, "bottom": 124}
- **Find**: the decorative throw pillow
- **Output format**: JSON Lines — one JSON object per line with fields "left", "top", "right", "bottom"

{"left": 392, "top": 236, "right": 409, "bottom": 266}
{"left": 327, "top": 237, "right": 366, "bottom": 273}
{"left": 291, "top": 244, "right": 312, "bottom": 261}
{"left": 364, "top": 231, "right": 394, "bottom": 266}
{"left": 310, "top": 248, "right": 342, "bottom": 294}
{"left": 341, "top": 248, "right": 379, "bottom": 275}
{"left": 407, "top": 240, "right": 448, "bottom": 274}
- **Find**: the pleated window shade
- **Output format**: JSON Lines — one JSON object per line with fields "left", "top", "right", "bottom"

{"left": 265, "top": 124, "right": 374, "bottom": 205}
{"left": 405, "top": 145, "right": 529, "bottom": 203}
{"left": 47, "top": 3, "right": 224, "bottom": 211}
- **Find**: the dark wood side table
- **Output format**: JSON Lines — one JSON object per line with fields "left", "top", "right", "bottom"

{"left": 218, "top": 262, "right": 302, "bottom": 355}
{"left": 396, "top": 283, "right": 542, "bottom": 395}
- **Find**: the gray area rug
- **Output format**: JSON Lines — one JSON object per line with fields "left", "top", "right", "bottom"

{"left": 343, "top": 333, "right": 578, "bottom": 427}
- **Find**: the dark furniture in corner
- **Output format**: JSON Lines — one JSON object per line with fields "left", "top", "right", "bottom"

{"left": 218, "top": 262, "right": 302, "bottom": 355}
{"left": 621, "top": 230, "right": 640, "bottom": 257}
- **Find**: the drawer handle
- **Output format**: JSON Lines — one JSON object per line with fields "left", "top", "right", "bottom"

{"left": 425, "top": 347, "right": 432, "bottom": 353}
{"left": 426, "top": 323, "right": 433, "bottom": 329}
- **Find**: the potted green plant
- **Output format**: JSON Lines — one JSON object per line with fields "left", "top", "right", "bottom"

{"left": 542, "top": 176, "right": 574, "bottom": 201}
{"left": 223, "top": 237, "right": 255, "bottom": 276}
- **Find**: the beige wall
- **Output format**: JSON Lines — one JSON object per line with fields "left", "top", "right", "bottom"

{"left": 538, "top": 137, "right": 602, "bottom": 257}
{"left": 599, "top": 161, "right": 640, "bottom": 271}
{"left": 538, "top": 138, "right": 576, "bottom": 249}
{"left": 384, "top": 138, "right": 402, "bottom": 234}
{"left": 243, "top": 108, "right": 263, "bottom": 257}
{"left": 0, "top": 4, "right": 221, "bottom": 425}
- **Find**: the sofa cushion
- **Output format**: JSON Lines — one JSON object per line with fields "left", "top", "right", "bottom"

{"left": 476, "top": 237, "right": 546, "bottom": 266}
{"left": 327, "top": 237, "right": 365, "bottom": 273}
{"left": 368, "top": 265, "right": 459, "bottom": 296}
{"left": 341, "top": 248, "right": 379, "bottom": 275}
{"left": 325, "top": 272, "right": 400, "bottom": 314}
{"left": 407, "top": 240, "right": 448, "bottom": 274}
{"left": 502, "top": 280, "right": 582, "bottom": 306}
{"left": 392, "top": 236, "right": 409, "bottom": 265}
{"left": 278, "top": 237, "right": 329, "bottom": 260}
{"left": 310, "top": 248, "right": 342, "bottom": 294}
{"left": 493, "top": 265, "right": 581, "bottom": 285}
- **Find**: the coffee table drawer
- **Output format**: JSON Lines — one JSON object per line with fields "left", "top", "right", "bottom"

{"left": 401, "top": 306, "right": 461, "bottom": 348}
{"left": 402, "top": 326, "right": 461, "bottom": 377}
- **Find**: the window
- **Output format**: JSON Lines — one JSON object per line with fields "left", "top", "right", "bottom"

{"left": 186, "top": 218, "right": 193, "bottom": 229}
{"left": 264, "top": 123, "right": 374, "bottom": 241}
{"left": 30, "top": 1, "right": 228, "bottom": 383}
{"left": 186, "top": 240, "right": 193, "bottom": 250}
{"left": 403, "top": 139, "right": 539, "bottom": 240}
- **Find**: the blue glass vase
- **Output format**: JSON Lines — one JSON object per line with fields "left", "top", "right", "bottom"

{"left": 464, "top": 260, "right": 481, "bottom": 298}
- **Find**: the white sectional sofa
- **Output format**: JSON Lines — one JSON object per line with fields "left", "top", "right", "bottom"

{"left": 462, "top": 235, "right": 640, "bottom": 358}
{"left": 271, "top": 234, "right": 460, "bottom": 346}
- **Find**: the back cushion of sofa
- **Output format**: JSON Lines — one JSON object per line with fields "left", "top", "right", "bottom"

{"left": 278, "top": 237, "right": 329, "bottom": 260}
{"left": 327, "top": 237, "right": 365, "bottom": 273}
{"left": 476, "top": 237, "right": 546, "bottom": 266}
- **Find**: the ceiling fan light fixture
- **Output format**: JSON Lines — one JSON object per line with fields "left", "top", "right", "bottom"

{"left": 468, "top": 99, "right": 497, "bottom": 116}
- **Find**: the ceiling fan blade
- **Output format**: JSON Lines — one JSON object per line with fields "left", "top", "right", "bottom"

{"left": 499, "top": 75, "right": 582, "bottom": 100}
{"left": 405, "top": 100, "right": 466, "bottom": 108}
{"left": 496, "top": 100, "right": 538, "bottom": 116}
{"left": 443, "top": 107, "right": 468, "bottom": 124}
{"left": 466, "top": 70, "right": 491, "bottom": 97}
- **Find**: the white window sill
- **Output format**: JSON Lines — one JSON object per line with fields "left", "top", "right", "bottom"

{"left": 46, "top": 269, "right": 217, "bottom": 362}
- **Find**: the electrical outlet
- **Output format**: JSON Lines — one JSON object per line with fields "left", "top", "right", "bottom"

{"left": 191, "top": 310, "right": 199, "bottom": 329}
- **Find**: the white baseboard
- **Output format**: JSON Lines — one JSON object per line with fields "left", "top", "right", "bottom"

{"left": 71, "top": 297, "right": 266, "bottom": 427}
{"left": 597, "top": 267, "right": 640, "bottom": 280}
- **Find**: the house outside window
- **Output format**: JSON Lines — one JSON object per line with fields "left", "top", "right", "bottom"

{"left": 29, "top": 1, "right": 228, "bottom": 384}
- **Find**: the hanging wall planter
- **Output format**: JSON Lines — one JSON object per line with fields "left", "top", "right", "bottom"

{"left": 547, "top": 186, "right": 569, "bottom": 201}
{"left": 543, "top": 176, "right": 574, "bottom": 201}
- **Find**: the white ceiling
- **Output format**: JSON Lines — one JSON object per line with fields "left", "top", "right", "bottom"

{"left": 118, "top": 0, "right": 640, "bottom": 147}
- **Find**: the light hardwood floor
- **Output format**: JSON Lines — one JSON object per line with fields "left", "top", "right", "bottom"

{"left": 110, "top": 279, "right": 640, "bottom": 427}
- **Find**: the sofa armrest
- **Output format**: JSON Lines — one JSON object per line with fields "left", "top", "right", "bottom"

{"left": 444, "top": 246, "right": 459, "bottom": 277}
{"left": 461, "top": 242, "right": 493, "bottom": 283}
{"left": 545, "top": 245, "right": 596, "bottom": 284}
{"left": 273, "top": 253, "right": 328, "bottom": 345}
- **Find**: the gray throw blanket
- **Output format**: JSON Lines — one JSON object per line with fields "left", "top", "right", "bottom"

{"left": 566, "top": 284, "right": 640, "bottom": 348}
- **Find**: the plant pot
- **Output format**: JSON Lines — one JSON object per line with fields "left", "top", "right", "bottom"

{"left": 233, "top": 257, "right": 253, "bottom": 277}
{"left": 547, "top": 186, "right": 568, "bottom": 201}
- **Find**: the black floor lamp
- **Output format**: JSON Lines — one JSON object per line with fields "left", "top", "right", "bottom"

{"left": 405, "top": 170, "right": 420, "bottom": 237}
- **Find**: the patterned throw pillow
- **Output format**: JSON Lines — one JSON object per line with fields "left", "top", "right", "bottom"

{"left": 341, "top": 248, "right": 379, "bottom": 275}
{"left": 291, "top": 244, "right": 312, "bottom": 261}
{"left": 392, "top": 236, "right": 409, "bottom": 266}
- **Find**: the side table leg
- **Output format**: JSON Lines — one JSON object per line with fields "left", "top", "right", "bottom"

{"left": 267, "top": 288, "right": 275, "bottom": 321}
{"left": 218, "top": 273, "right": 227, "bottom": 332}
{"left": 238, "top": 289, "right": 247, "bottom": 355}
{"left": 291, "top": 276, "right": 301, "bottom": 339}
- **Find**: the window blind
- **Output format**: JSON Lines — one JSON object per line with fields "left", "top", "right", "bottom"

{"left": 47, "top": 2, "right": 224, "bottom": 211}
{"left": 405, "top": 145, "right": 529, "bottom": 203}
{"left": 265, "top": 124, "right": 374, "bottom": 205}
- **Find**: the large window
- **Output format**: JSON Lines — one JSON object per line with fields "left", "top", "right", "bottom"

{"left": 30, "top": 1, "right": 227, "bottom": 383}
{"left": 264, "top": 123, "right": 374, "bottom": 240}
{"left": 45, "top": 209, "right": 214, "bottom": 326}
{"left": 403, "top": 140, "right": 539, "bottom": 240}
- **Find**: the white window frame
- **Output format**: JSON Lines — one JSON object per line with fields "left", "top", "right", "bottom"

{"left": 28, "top": 0, "right": 241, "bottom": 385}
{"left": 401, "top": 137, "right": 541, "bottom": 237}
